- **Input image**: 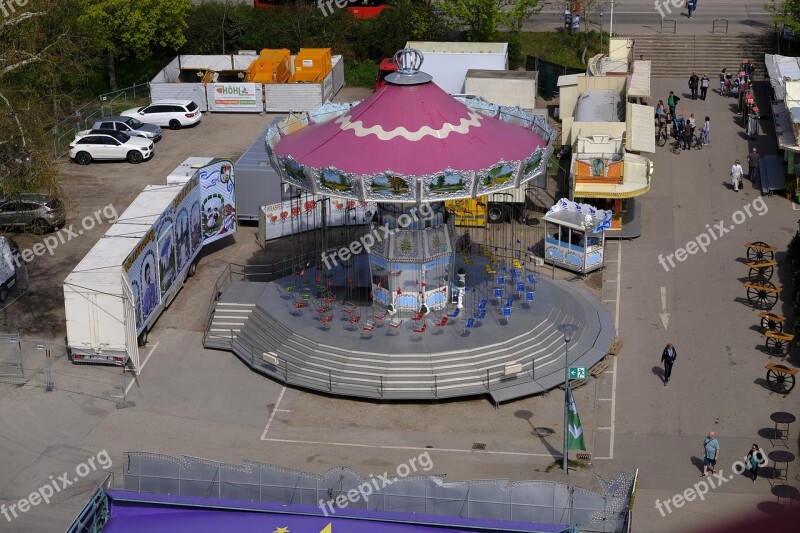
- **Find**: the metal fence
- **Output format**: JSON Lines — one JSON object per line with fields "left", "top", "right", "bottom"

{"left": 0, "top": 334, "right": 133, "bottom": 405}
{"left": 526, "top": 56, "right": 584, "bottom": 100}
{"left": 121, "top": 453, "right": 635, "bottom": 532}
{"left": 47, "top": 79, "right": 151, "bottom": 162}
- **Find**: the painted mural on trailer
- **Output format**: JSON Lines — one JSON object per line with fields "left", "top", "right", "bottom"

{"left": 199, "top": 160, "right": 236, "bottom": 244}
{"left": 122, "top": 160, "right": 238, "bottom": 331}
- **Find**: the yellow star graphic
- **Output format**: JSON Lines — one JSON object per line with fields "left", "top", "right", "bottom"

{"left": 273, "top": 527, "right": 289, "bottom": 533}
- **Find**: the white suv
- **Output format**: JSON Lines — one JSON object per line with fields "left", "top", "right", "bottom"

{"left": 121, "top": 100, "right": 202, "bottom": 130}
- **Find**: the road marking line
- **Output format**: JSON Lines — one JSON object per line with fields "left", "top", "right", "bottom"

{"left": 258, "top": 437, "right": 557, "bottom": 457}
{"left": 597, "top": 427, "right": 612, "bottom": 430}
{"left": 593, "top": 456, "right": 611, "bottom": 460}
{"left": 608, "top": 241, "right": 622, "bottom": 460}
{"left": 260, "top": 387, "right": 286, "bottom": 440}
{"left": 125, "top": 341, "right": 160, "bottom": 394}
{"left": 598, "top": 398, "right": 612, "bottom": 401}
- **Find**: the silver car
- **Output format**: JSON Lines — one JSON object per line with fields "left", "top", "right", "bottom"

{"left": 90, "top": 116, "right": 162, "bottom": 142}
{"left": 0, "top": 193, "right": 66, "bottom": 235}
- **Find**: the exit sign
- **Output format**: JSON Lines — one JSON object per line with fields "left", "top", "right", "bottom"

{"left": 570, "top": 367, "right": 587, "bottom": 379}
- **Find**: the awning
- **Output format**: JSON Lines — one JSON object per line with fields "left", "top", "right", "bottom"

{"left": 625, "top": 102, "right": 655, "bottom": 153}
{"left": 627, "top": 60, "right": 651, "bottom": 98}
{"left": 575, "top": 154, "right": 651, "bottom": 199}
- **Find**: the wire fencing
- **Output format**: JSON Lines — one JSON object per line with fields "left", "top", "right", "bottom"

{"left": 47, "top": 79, "right": 151, "bottom": 162}
{"left": 0, "top": 334, "right": 133, "bottom": 405}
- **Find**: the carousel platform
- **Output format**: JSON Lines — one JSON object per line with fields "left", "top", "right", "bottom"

{"left": 204, "top": 273, "right": 615, "bottom": 404}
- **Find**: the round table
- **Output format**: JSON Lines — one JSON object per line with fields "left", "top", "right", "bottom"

{"left": 770, "top": 412, "right": 796, "bottom": 446}
{"left": 772, "top": 485, "right": 800, "bottom": 506}
{"left": 768, "top": 450, "right": 795, "bottom": 482}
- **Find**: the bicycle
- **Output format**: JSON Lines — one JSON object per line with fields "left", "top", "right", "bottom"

{"left": 670, "top": 136, "right": 682, "bottom": 155}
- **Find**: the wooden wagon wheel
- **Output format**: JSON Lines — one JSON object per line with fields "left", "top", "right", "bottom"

{"left": 766, "top": 337, "right": 792, "bottom": 357}
{"left": 747, "top": 241, "right": 773, "bottom": 262}
{"left": 749, "top": 264, "right": 774, "bottom": 282}
{"left": 766, "top": 368, "right": 796, "bottom": 394}
{"left": 761, "top": 315, "right": 784, "bottom": 333}
{"left": 747, "top": 280, "right": 779, "bottom": 310}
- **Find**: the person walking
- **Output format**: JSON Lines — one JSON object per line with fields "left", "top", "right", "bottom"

{"left": 661, "top": 343, "right": 677, "bottom": 384}
{"left": 700, "top": 74, "right": 709, "bottom": 100}
{"left": 689, "top": 72, "right": 699, "bottom": 100}
{"left": 746, "top": 444, "right": 764, "bottom": 483}
{"left": 747, "top": 148, "right": 761, "bottom": 182}
{"left": 687, "top": 0, "right": 696, "bottom": 18}
{"left": 702, "top": 432, "right": 720, "bottom": 476}
{"left": 731, "top": 159, "right": 744, "bottom": 192}
{"left": 701, "top": 116, "right": 710, "bottom": 145}
{"left": 668, "top": 91, "right": 679, "bottom": 119}
{"left": 719, "top": 68, "right": 727, "bottom": 94}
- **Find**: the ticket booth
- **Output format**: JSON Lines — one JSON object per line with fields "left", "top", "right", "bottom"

{"left": 543, "top": 199, "right": 611, "bottom": 274}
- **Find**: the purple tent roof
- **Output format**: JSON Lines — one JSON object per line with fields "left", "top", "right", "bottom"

{"left": 102, "top": 490, "right": 569, "bottom": 533}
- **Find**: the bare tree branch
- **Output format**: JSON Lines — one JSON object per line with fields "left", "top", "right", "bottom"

{"left": 1, "top": 32, "right": 67, "bottom": 77}
{"left": 0, "top": 91, "right": 26, "bottom": 147}
{"left": 0, "top": 11, "right": 45, "bottom": 34}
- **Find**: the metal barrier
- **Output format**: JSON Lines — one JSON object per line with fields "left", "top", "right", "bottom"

{"left": 712, "top": 19, "right": 728, "bottom": 34}
{"left": 660, "top": 18, "right": 676, "bottom": 34}
{"left": 0, "top": 335, "right": 131, "bottom": 405}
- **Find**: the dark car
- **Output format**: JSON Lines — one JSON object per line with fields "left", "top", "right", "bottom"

{"left": 90, "top": 116, "right": 163, "bottom": 142}
{"left": 0, "top": 193, "right": 66, "bottom": 234}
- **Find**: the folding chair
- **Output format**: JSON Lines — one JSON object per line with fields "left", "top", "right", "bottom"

{"left": 516, "top": 282, "right": 525, "bottom": 297}
{"left": 502, "top": 306, "right": 512, "bottom": 321}
{"left": 527, "top": 273, "right": 537, "bottom": 291}
{"left": 477, "top": 299, "right": 488, "bottom": 310}
{"left": 525, "top": 291, "right": 534, "bottom": 306}
{"left": 493, "top": 288, "right": 503, "bottom": 301}
{"left": 463, "top": 318, "right": 475, "bottom": 335}
{"left": 448, "top": 308, "right": 460, "bottom": 318}
{"left": 475, "top": 309, "right": 487, "bottom": 322}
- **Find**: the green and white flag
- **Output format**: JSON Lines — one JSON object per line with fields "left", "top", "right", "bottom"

{"left": 566, "top": 385, "right": 586, "bottom": 451}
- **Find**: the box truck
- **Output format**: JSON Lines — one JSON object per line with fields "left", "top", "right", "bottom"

{"left": 64, "top": 159, "right": 236, "bottom": 371}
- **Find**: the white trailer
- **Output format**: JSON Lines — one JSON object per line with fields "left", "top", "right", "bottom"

{"left": 64, "top": 159, "right": 237, "bottom": 371}
{"left": 405, "top": 41, "right": 508, "bottom": 94}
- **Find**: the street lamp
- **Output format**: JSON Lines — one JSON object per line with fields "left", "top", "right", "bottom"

{"left": 557, "top": 322, "right": 579, "bottom": 474}
{"left": 599, "top": 5, "right": 604, "bottom": 51}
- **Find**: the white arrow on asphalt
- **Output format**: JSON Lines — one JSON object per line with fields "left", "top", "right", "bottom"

{"left": 660, "top": 286, "right": 670, "bottom": 330}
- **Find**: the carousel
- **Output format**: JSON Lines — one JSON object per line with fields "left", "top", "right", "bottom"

{"left": 204, "top": 48, "right": 616, "bottom": 403}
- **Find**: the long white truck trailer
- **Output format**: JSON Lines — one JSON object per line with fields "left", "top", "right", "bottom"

{"left": 63, "top": 158, "right": 236, "bottom": 371}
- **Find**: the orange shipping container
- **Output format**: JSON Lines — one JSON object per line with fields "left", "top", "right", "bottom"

{"left": 247, "top": 49, "right": 291, "bottom": 84}
{"left": 290, "top": 48, "right": 332, "bottom": 83}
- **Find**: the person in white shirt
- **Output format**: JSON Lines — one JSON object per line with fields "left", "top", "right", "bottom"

{"left": 730, "top": 159, "right": 744, "bottom": 192}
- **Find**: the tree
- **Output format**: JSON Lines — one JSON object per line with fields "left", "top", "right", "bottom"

{"left": 78, "top": 0, "right": 191, "bottom": 89}
{"left": 434, "top": 0, "right": 541, "bottom": 41}
{"left": 1, "top": 0, "right": 86, "bottom": 195}
{"left": 765, "top": 0, "right": 800, "bottom": 53}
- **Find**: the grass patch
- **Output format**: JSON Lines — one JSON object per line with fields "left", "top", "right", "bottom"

{"left": 545, "top": 459, "right": 591, "bottom": 472}
{"left": 345, "top": 59, "right": 379, "bottom": 88}
{"left": 510, "top": 31, "right": 607, "bottom": 69}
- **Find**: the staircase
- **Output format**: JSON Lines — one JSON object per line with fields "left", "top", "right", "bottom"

{"left": 204, "top": 281, "right": 615, "bottom": 403}
{"left": 625, "top": 34, "right": 776, "bottom": 78}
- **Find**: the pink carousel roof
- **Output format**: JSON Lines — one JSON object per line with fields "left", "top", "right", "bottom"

{"left": 274, "top": 77, "right": 548, "bottom": 176}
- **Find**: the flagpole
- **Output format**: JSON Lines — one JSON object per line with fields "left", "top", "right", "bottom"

{"left": 558, "top": 323, "right": 579, "bottom": 474}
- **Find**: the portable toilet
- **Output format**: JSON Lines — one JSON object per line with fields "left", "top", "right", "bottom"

{"left": 247, "top": 49, "right": 291, "bottom": 84}
{"left": 290, "top": 48, "right": 332, "bottom": 83}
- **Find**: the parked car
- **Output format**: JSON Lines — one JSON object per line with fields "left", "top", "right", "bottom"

{"left": 0, "top": 193, "right": 66, "bottom": 235}
{"left": 89, "top": 116, "right": 162, "bottom": 142}
{"left": 0, "top": 236, "right": 17, "bottom": 302}
{"left": 69, "top": 130, "right": 154, "bottom": 165}
{"left": 121, "top": 100, "right": 202, "bottom": 130}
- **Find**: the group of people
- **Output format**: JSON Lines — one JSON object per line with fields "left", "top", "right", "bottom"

{"left": 655, "top": 96, "right": 710, "bottom": 150}
{"left": 729, "top": 148, "right": 761, "bottom": 192}
{"left": 662, "top": 347, "right": 766, "bottom": 483}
